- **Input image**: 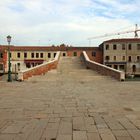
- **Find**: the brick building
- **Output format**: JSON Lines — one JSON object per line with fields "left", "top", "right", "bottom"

{"left": 1, "top": 38, "right": 140, "bottom": 77}
{"left": 0, "top": 45, "right": 102, "bottom": 74}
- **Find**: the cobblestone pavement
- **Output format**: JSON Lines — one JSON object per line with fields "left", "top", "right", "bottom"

{"left": 0, "top": 57, "right": 140, "bottom": 140}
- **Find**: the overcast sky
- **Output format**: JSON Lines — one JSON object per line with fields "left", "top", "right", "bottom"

{"left": 0, "top": 0, "right": 140, "bottom": 46}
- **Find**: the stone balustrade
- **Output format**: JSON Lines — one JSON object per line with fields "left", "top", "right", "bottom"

{"left": 82, "top": 51, "right": 125, "bottom": 81}
{"left": 18, "top": 51, "right": 60, "bottom": 81}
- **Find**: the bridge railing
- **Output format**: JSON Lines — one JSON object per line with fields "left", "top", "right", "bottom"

{"left": 82, "top": 51, "right": 125, "bottom": 81}
{"left": 18, "top": 51, "right": 61, "bottom": 81}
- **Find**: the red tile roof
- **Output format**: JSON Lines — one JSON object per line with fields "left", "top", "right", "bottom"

{"left": 0, "top": 45, "right": 97, "bottom": 51}
{"left": 0, "top": 45, "right": 60, "bottom": 51}
{"left": 104, "top": 38, "right": 140, "bottom": 43}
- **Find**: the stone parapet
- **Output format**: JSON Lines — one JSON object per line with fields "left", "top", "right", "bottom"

{"left": 82, "top": 51, "right": 125, "bottom": 81}
{"left": 18, "top": 51, "right": 60, "bottom": 81}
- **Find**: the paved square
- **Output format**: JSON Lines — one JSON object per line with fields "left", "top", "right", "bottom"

{"left": 0, "top": 57, "right": 140, "bottom": 140}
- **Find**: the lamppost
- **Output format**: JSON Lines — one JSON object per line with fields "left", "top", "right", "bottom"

{"left": 7, "top": 35, "right": 12, "bottom": 82}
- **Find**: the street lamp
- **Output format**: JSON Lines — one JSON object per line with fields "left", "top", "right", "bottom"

{"left": 7, "top": 35, "right": 12, "bottom": 82}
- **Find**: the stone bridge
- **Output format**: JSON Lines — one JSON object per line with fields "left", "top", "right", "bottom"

{"left": 0, "top": 57, "right": 140, "bottom": 140}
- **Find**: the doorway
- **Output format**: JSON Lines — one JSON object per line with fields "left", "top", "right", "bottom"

{"left": 132, "top": 65, "right": 136, "bottom": 74}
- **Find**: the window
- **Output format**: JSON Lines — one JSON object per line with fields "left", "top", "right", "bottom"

{"left": 31, "top": 53, "right": 34, "bottom": 58}
{"left": 17, "top": 63, "right": 20, "bottom": 71}
{"left": 63, "top": 53, "right": 66, "bottom": 56}
{"left": 122, "top": 56, "right": 125, "bottom": 61}
{"left": 54, "top": 53, "right": 56, "bottom": 58}
{"left": 137, "top": 44, "right": 140, "bottom": 50}
{"left": 132, "top": 65, "right": 136, "bottom": 73}
{"left": 128, "top": 56, "right": 131, "bottom": 62}
{"left": 106, "top": 65, "right": 111, "bottom": 67}
{"left": 120, "top": 65, "right": 125, "bottom": 70}
{"left": 36, "top": 53, "right": 39, "bottom": 58}
{"left": 32, "top": 63, "right": 35, "bottom": 67}
{"left": 105, "top": 56, "right": 110, "bottom": 61}
{"left": 17, "top": 52, "right": 20, "bottom": 58}
{"left": 114, "top": 65, "right": 118, "bottom": 69}
{"left": 48, "top": 53, "right": 51, "bottom": 58}
{"left": 0, "top": 64, "right": 3, "bottom": 70}
{"left": 114, "top": 56, "right": 116, "bottom": 61}
{"left": 24, "top": 52, "right": 27, "bottom": 58}
{"left": 26, "top": 63, "right": 31, "bottom": 68}
{"left": 137, "top": 56, "right": 140, "bottom": 61}
{"left": 92, "top": 51, "right": 96, "bottom": 57}
{"left": 113, "top": 44, "right": 117, "bottom": 50}
{"left": 128, "top": 44, "right": 132, "bottom": 50}
{"left": 106, "top": 44, "right": 109, "bottom": 50}
{"left": 0, "top": 53, "right": 3, "bottom": 58}
{"left": 122, "top": 44, "right": 125, "bottom": 50}
{"left": 40, "top": 53, "right": 43, "bottom": 58}
{"left": 73, "top": 52, "right": 77, "bottom": 56}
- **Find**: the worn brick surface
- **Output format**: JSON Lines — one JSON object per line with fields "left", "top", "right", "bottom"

{"left": 58, "top": 121, "right": 72, "bottom": 134}
{"left": 73, "top": 117, "right": 86, "bottom": 131}
{"left": 0, "top": 57, "right": 140, "bottom": 140}
{"left": 128, "top": 130, "right": 140, "bottom": 140}
{"left": 116, "top": 136, "right": 133, "bottom": 140}
{"left": 87, "top": 133, "right": 101, "bottom": 140}
{"left": 118, "top": 118, "right": 137, "bottom": 129}
{"left": 57, "top": 134, "right": 72, "bottom": 140}
{"left": 73, "top": 131, "right": 87, "bottom": 140}
{"left": 100, "top": 133, "right": 116, "bottom": 140}
{"left": 112, "top": 130, "right": 130, "bottom": 137}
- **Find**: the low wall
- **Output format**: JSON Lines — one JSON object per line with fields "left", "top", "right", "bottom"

{"left": 82, "top": 51, "right": 125, "bottom": 81}
{"left": 18, "top": 51, "right": 60, "bottom": 81}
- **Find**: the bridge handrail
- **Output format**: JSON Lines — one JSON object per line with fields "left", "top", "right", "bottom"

{"left": 82, "top": 51, "right": 125, "bottom": 81}
{"left": 18, "top": 51, "right": 60, "bottom": 81}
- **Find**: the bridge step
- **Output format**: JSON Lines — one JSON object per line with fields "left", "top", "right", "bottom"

{"left": 27, "top": 57, "right": 111, "bottom": 82}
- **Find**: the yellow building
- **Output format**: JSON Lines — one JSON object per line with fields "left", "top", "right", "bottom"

{"left": 10, "top": 50, "right": 58, "bottom": 72}
{"left": 100, "top": 38, "right": 140, "bottom": 76}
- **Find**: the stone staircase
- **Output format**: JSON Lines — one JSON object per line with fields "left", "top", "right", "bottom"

{"left": 27, "top": 57, "right": 112, "bottom": 82}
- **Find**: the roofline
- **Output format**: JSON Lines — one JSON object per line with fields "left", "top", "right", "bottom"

{"left": 103, "top": 38, "right": 140, "bottom": 44}
{"left": 0, "top": 45, "right": 99, "bottom": 51}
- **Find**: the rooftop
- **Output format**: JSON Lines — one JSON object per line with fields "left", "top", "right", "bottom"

{"left": 104, "top": 38, "right": 140, "bottom": 43}
{"left": 0, "top": 45, "right": 98, "bottom": 51}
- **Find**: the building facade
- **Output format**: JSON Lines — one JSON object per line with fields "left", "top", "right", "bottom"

{"left": 100, "top": 38, "right": 140, "bottom": 76}
{"left": 1, "top": 38, "right": 140, "bottom": 76}
{"left": 0, "top": 45, "right": 102, "bottom": 74}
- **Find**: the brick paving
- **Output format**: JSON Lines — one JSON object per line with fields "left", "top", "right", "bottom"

{"left": 0, "top": 57, "right": 140, "bottom": 140}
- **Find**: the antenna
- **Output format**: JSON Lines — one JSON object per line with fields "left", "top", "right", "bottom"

{"left": 135, "top": 24, "right": 138, "bottom": 38}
